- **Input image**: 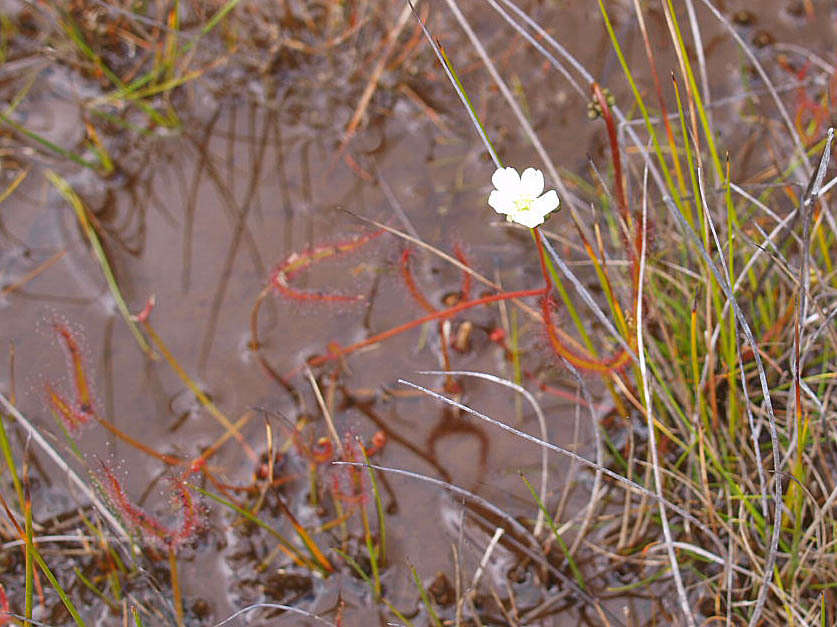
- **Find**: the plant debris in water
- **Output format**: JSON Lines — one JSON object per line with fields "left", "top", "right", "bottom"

{"left": 1, "top": 1, "right": 837, "bottom": 625}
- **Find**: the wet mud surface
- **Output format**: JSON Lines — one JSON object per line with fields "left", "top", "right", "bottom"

{"left": 0, "top": 0, "right": 835, "bottom": 625}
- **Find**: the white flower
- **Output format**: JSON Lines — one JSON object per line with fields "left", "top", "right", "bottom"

{"left": 488, "top": 166, "right": 560, "bottom": 228}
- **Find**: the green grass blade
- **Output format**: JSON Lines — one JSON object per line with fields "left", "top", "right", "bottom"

{"left": 597, "top": 0, "right": 683, "bottom": 212}
{"left": 335, "top": 548, "right": 413, "bottom": 626}
{"left": 30, "top": 543, "right": 87, "bottom": 625}
{"left": 45, "top": 171, "right": 152, "bottom": 355}
{"left": 0, "top": 412, "right": 23, "bottom": 509}
{"left": 361, "top": 446, "right": 387, "bottom": 566}
{"left": 132, "top": 605, "right": 144, "bottom": 627}
{"left": 0, "top": 113, "right": 100, "bottom": 170}
{"left": 191, "top": 484, "right": 315, "bottom": 571}
{"left": 25, "top": 485, "right": 33, "bottom": 623}
{"left": 520, "top": 473, "right": 586, "bottom": 591}
{"left": 409, "top": 563, "right": 442, "bottom": 627}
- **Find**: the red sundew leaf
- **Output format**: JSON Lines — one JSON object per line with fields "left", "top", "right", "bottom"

{"left": 99, "top": 463, "right": 200, "bottom": 551}
{"left": 488, "top": 327, "right": 506, "bottom": 344}
{"left": 168, "top": 477, "right": 200, "bottom": 548}
{"left": 53, "top": 322, "right": 95, "bottom": 415}
{"left": 100, "top": 464, "right": 170, "bottom": 545}
{"left": 270, "top": 229, "right": 384, "bottom": 303}
{"left": 830, "top": 71, "right": 837, "bottom": 113}
{"left": 0, "top": 584, "right": 9, "bottom": 626}
{"left": 399, "top": 248, "right": 436, "bottom": 313}
{"left": 131, "top": 295, "right": 156, "bottom": 323}
{"left": 367, "top": 430, "right": 386, "bottom": 456}
{"left": 329, "top": 436, "right": 370, "bottom": 506}
{"left": 310, "top": 437, "right": 334, "bottom": 465}
{"left": 453, "top": 243, "right": 472, "bottom": 302}
{"left": 329, "top": 468, "right": 369, "bottom": 507}
{"left": 275, "top": 418, "right": 333, "bottom": 468}
{"left": 44, "top": 382, "right": 92, "bottom": 431}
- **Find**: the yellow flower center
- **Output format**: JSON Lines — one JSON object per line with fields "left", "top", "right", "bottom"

{"left": 514, "top": 196, "right": 534, "bottom": 212}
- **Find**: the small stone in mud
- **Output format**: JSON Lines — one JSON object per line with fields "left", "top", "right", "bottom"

{"left": 732, "top": 10, "right": 756, "bottom": 26}
{"left": 452, "top": 320, "right": 473, "bottom": 353}
{"left": 0, "top": 548, "right": 15, "bottom": 570}
{"left": 698, "top": 596, "right": 717, "bottom": 618}
{"left": 18, "top": 9, "right": 39, "bottom": 37}
{"left": 429, "top": 571, "right": 455, "bottom": 606}
{"left": 508, "top": 563, "right": 528, "bottom": 584}
{"left": 442, "top": 291, "right": 462, "bottom": 307}
{"left": 752, "top": 31, "right": 775, "bottom": 48}
{"left": 191, "top": 598, "right": 212, "bottom": 620}
{"left": 786, "top": 2, "right": 806, "bottom": 18}
{"left": 264, "top": 570, "right": 313, "bottom": 599}
{"left": 741, "top": 64, "right": 759, "bottom": 82}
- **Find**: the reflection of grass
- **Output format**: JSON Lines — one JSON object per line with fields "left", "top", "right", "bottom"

{"left": 1, "top": 1, "right": 836, "bottom": 625}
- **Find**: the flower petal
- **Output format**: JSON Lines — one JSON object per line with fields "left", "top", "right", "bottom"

{"left": 491, "top": 166, "right": 520, "bottom": 192}
{"left": 531, "top": 190, "right": 560, "bottom": 217}
{"left": 488, "top": 189, "right": 515, "bottom": 214}
{"left": 511, "top": 210, "right": 545, "bottom": 228}
{"left": 519, "top": 168, "right": 544, "bottom": 197}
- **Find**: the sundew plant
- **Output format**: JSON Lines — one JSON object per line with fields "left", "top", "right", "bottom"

{"left": 0, "top": 1, "right": 836, "bottom": 626}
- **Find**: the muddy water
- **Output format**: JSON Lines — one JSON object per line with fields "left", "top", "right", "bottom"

{"left": 0, "top": 0, "right": 834, "bottom": 624}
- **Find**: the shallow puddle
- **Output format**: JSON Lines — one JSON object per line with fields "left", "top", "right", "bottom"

{"left": 0, "top": 0, "right": 835, "bottom": 625}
